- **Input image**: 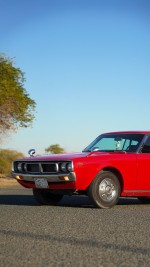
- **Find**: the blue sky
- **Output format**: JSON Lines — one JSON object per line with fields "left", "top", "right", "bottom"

{"left": 0, "top": 0, "right": 150, "bottom": 155}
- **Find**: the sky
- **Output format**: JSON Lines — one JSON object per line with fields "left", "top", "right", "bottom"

{"left": 0, "top": 0, "right": 150, "bottom": 155}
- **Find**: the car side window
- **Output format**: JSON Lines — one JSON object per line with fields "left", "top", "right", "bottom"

{"left": 141, "top": 136, "right": 150, "bottom": 153}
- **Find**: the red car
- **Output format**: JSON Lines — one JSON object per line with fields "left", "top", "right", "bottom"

{"left": 12, "top": 131, "right": 150, "bottom": 208}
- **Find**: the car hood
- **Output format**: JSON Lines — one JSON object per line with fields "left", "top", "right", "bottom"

{"left": 16, "top": 151, "right": 113, "bottom": 162}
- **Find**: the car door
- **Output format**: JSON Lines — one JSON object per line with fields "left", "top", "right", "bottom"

{"left": 136, "top": 135, "right": 150, "bottom": 191}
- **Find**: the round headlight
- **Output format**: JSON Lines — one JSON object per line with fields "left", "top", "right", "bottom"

{"left": 60, "top": 162, "right": 67, "bottom": 172}
{"left": 67, "top": 162, "right": 73, "bottom": 172}
{"left": 17, "top": 163, "right": 22, "bottom": 172}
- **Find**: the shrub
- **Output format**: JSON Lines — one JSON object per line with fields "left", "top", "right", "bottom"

{"left": 0, "top": 149, "right": 24, "bottom": 176}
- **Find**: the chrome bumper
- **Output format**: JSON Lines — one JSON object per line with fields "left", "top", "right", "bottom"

{"left": 12, "top": 172, "right": 76, "bottom": 183}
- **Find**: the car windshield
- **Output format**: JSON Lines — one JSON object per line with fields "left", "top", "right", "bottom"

{"left": 83, "top": 134, "right": 145, "bottom": 153}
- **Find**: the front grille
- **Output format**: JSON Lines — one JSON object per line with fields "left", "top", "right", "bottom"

{"left": 26, "top": 163, "right": 40, "bottom": 173}
{"left": 14, "top": 161, "right": 71, "bottom": 174}
{"left": 42, "top": 163, "right": 57, "bottom": 172}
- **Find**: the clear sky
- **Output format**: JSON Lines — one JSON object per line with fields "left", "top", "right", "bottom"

{"left": 0, "top": 0, "right": 150, "bottom": 155}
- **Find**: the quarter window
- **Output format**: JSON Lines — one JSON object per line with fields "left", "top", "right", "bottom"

{"left": 141, "top": 136, "right": 150, "bottom": 153}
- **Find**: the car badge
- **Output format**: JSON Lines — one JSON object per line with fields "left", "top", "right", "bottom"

{"left": 28, "top": 149, "right": 36, "bottom": 157}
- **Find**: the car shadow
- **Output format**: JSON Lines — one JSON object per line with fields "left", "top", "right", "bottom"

{"left": 0, "top": 193, "right": 146, "bottom": 208}
{"left": 0, "top": 194, "right": 37, "bottom": 206}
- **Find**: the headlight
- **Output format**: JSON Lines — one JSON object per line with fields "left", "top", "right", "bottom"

{"left": 67, "top": 162, "right": 73, "bottom": 172}
{"left": 60, "top": 162, "right": 73, "bottom": 172}
{"left": 60, "top": 162, "right": 67, "bottom": 172}
{"left": 17, "top": 163, "right": 22, "bottom": 172}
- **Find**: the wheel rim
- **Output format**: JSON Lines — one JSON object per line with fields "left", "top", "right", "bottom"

{"left": 99, "top": 178, "right": 117, "bottom": 202}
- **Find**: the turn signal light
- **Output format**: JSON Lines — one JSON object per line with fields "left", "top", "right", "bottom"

{"left": 59, "top": 176, "right": 69, "bottom": 181}
{"left": 15, "top": 175, "right": 23, "bottom": 180}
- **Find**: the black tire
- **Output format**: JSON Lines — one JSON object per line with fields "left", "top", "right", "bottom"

{"left": 33, "top": 189, "right": 63, "bottom": 205}
{"left": 138, "top": 197, "right": 150, "bottom": 204}
{"left": 88, "top": 171, "right": 121, "bottom": 209}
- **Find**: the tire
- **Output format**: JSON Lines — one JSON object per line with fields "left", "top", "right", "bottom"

{"left": 138, "top": 197, "right": 150, "bottom": 204}
{"left": 33, "top": 189, "right": 63, "bottom": 205}
{"left": 88, "top": 171, "right": 121, "bottom": 209}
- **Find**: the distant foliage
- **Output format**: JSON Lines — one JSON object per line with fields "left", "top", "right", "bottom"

{"left": 0, "top": 54, "right": 36, "bottom": 139}
{"left": 45, "top": 144, "right": 65, "bottom": 154}
{"left": 0, "top": 149, "right": 24, "bottom": 176}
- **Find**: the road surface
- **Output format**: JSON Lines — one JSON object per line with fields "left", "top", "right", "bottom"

{"left": 0, "top": 185, "right": 149, "bottom": 267}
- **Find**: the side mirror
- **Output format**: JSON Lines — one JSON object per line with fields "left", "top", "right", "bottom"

{"left": 92, "top": 147, "right": 100, "bottom": 152}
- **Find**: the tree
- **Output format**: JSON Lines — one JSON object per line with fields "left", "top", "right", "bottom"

{"left": 0, "top": 149, "right": 24, "bottom": 176}
{"left": 45, "top": 144, "right": 65, "bottom": 154}
{"left": 0, "top": 54, "right": 36, "bottom": 137}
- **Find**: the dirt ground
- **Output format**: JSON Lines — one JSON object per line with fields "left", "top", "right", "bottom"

{"left": 0, "top": 178, "right": 18, "bottom": 186}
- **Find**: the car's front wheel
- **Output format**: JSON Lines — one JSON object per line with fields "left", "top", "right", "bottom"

{"left": 33, "top": 189, "right": 63, "bottom": 205}
{"left": 88, "top": 171, "right": 121, "bottom": 209}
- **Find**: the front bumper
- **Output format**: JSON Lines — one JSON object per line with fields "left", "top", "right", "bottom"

{"left": 12, "top": 172, "right": 76, "bottom": 183}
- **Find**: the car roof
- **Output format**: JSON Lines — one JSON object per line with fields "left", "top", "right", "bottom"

{"left": 103, "top": 131, "right": 150, "bottom": 135}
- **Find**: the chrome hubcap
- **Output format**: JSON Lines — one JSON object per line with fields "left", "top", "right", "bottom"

{"left": 99, "top": 178, "right": 116, "bottom": 201}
